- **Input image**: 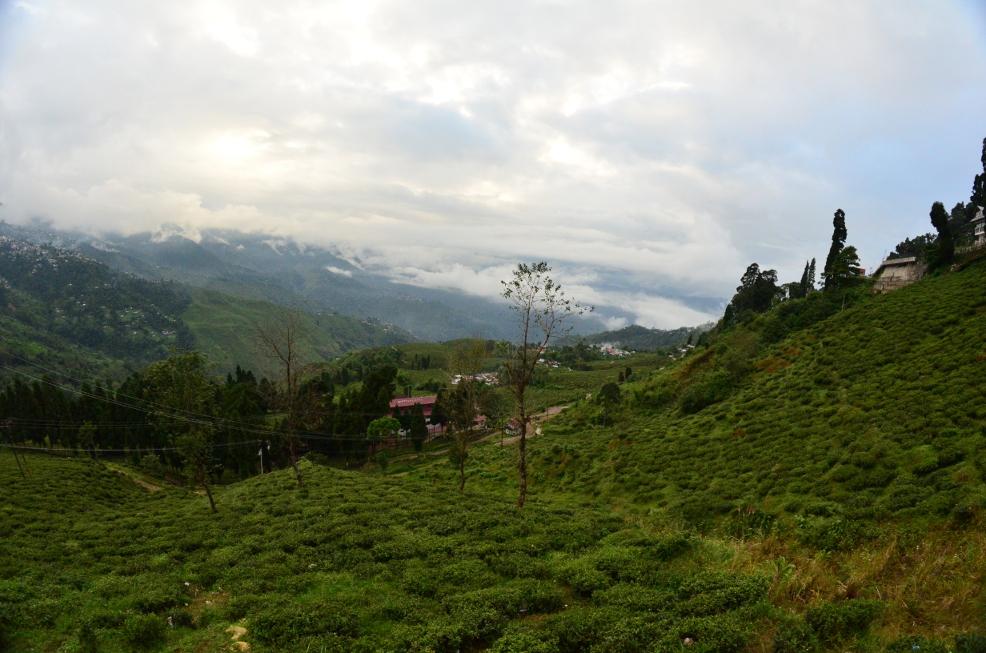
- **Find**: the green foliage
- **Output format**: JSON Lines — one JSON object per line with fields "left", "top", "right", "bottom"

{"left": 805, "top": 599, "right": 882, "bottom": 643}
{"left": 122, "top": 614, "right": 167, "bottom": 649}
{"left": 251, "top": 600, "right": 359, "bottom": 645}
{"left": 0, "top": 455, "right": 778, "bottom": 652}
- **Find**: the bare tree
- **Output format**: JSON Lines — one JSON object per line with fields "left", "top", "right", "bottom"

{"left": 445, "top": 340, "right": 487, "bottom": 492}
{"left": 255, "top": 313, "right": 308, "bottom": 486}
{"left": 501, "top": 262, "right": 589, "bottom": 507}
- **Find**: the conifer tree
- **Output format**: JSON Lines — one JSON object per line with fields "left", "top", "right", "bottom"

{"left": 823, "top": 209, "right": 848, "bottom": 290}
{"left": 970, "top": 137, "right": 986, "bottom": 210}
{"left": 808, "top": 258, "right": 817, "bottom": 292}
{"left": 409, "top": 403, "right": 428, "bottom": 453}
{"left": 929, "top": 201, "right": 954, "bottom": 269}
{"left": 796, "top": 260, "right": 811, "bottom": 298}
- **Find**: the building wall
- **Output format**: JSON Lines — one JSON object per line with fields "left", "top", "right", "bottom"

{"left": 873, "top": 262, "right": 925, "bottom": 293}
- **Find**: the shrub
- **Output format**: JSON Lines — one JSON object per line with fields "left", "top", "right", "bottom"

{"left": 491, "top": 627, "right": 560, "bottom": 653}
{"left": 554, "top": 557, "right": 611, "bottom": 595}
{"left": 772, "top": 619, "right": 819, "bottom": 652}
{"left": 679, "top": 370, "right": 733, "bottom": 414}
{"left": 122, "top": 613, "right": 167, "bottom": 649}
{"left": 955, "top": 633, "right": 986, "bottom": 653}
{"left": 885, "top": 636, "right": 949, "bottom": 653}
{"left": 251, "top": 600, "right": 359, "bottom": 645}
{"left": 805, "top": 599, "right": 882, "bottom": 643}
{"left": 795, "top": 516, "right": 871, "bottom": 552}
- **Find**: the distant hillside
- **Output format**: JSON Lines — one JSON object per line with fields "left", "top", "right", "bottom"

{"left": 183, "top": 288, "right": 409, "bottom": 377}
{"left": 0, "top": 221, "right": 528, "bottom": 341}
{"left": 0, "top": 236, "right": 191, "bottom": 381}
{"left": 0, "top": 235, "right": 411, "bottom": 382}
{"left": 561, "top": 323, "right": 713, "bottom": 351}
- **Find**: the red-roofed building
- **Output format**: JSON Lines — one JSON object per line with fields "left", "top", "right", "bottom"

{"left": 389, "top": 395, "right": 437, "bottom": 419}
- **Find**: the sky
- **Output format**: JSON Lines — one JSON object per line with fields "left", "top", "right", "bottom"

{"left": 1, "top": 1, "right": 985, "bottom": 329}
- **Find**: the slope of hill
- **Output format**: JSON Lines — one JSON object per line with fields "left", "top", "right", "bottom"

{"left": 0, "top": 236, "right": 192, "bottom": 381}
{"left": 0, "top": 454, "right": 855, "bottom": 653}
{"left": 400, "top": 259, "right": 986, "bottom": 642}
{"left": 183, "top": 288, "right": 409, "bottom": 376}
{"left": 0, "top": 221, "right": 619, "bottom": 341}
{"left": 0, "top": 235, "right": 411, "bottom": 381}
{"left": 525, "top": 259, "right": 986, "bottom": 523}
{"left": 561, "top": 323, "right": 714, "bottom": 351}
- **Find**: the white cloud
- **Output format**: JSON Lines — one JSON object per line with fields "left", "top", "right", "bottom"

{"left": 325, "top": 265, "right": 353, "bottom": 277}
{"left": 0, "top": 0, "right": 984, "bottom": 327}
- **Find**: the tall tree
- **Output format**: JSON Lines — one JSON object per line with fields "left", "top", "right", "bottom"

{"left": 826, "top": 245, "right": 862, "bottom": 289}
{"left": 141, "top": 352, "right": 219, "bottom": 509}
{"left": 408, "top": 403, "right": 428, "bottom": 453}
{"left": 366, "top": 416, "right": 401, "bottom": 462}
{"left": 176, "top": 427, "right": 218, "bottom": 513}
{"left": 501, "top": 262, "right": 589, "bottom": 508}
{"left": 255, "top": 313, "right": 308, "bottom": 485}
{"left": 807, "top": 258, "right": 817, "bottom": 292}
{"left": 443, "top": 340, "right": 488, "bottom": 491}
{"left": 929, "top": 201, "right": 954, "bottom": 269}
{"left": 823, "top": 209, "right": 848, "bottom": 290}
{"left": 725, "top": 263, "right": 779, "bottom": 319}
{"left": 597, "top": 382, "right": 620, "bottom": 426}
{"left": 795, "top": 260, "right": 811, "bottom": 299}
{"left": 970, "top": 137, "right": 986, "bottom": 211}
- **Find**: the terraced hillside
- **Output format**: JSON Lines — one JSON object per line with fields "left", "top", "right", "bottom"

{"left": 402, "top": 258, "right": 986, "bottom": 643}
{"left": 3, "top": 455, "right": 792, "bottom": 653}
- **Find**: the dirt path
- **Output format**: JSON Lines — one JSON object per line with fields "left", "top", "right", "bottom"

{"left": 104, "top": 462, "right": 165, "bottom": 493}
{"left": 496, "top": 404, "right": 570, "bottom": 446}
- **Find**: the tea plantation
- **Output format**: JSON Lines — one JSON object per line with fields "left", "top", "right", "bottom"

{"left": 2, "top": 259, "right": 986, "bottom": 651}
{"left": 3, "top": 455, "right": 795, "bottom": 652}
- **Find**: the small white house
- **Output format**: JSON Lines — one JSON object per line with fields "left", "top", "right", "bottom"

{"left": 972, "top": 205, "right": 985, "bottom": 247}
{"left": 872, "top": 257, "right": 926, "bottom": 294}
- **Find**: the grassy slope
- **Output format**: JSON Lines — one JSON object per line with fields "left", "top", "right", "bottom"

{"left": 402, "top": 259, "right": 986, "bottom": 643}
{"left": 4, "top": 264, "right": 986, "bottom": 651}
{"left": 526, "top": 258, "right": 986, "bottom": 522}
{"left": 2, "top": 455, "right": 784, "bottom": 653}
{"left": 182, "top": 288, "right": 409, "bottom": 376}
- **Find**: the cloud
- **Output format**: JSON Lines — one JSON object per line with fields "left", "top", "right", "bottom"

{"left": 325, "top": 265, "right": 353, "bottom": 278}
{"left": 1, "top": 0, "right": 984, "bottom": 328}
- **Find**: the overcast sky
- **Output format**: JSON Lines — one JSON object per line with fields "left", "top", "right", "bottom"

{"left": 1, "top": 1, "right": 985, "bottom": 328}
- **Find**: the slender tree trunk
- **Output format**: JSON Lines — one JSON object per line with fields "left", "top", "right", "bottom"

{"left": 458, "top": 457, "right": 465, "bottom": 492}
{"left": 203, "top": 479, "right": 217, "bottom": 513}
{"left": 517, "top": 409, "right": 527, "bottom": 508}
{"left": 9, "top": 442, "right": 27, "bottom": 479}
{"left": 288, "top": 439, "right": 303, "bottom": 486}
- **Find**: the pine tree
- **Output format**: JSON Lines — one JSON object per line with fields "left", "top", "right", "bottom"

{"left": 808, "top": 258, "right": 817, "bottom": 292}
{"left": 823, "top": 209, "right": 848, "bottom": 290}
{"left": 796, "top": 260, "right": 811, "bottom": 299}
{"left": 929, "top": 201, "right": 954, "bottom": 269}
{"left": 971, "top": 137, "right": 986, "bottom": 210}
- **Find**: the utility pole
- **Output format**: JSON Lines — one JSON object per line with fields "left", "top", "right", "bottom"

{"left": 3, "top": 421, "right": 27, "bottom": 478}
{"left": 258, "top": 440, "right": 270, "bottom": 474}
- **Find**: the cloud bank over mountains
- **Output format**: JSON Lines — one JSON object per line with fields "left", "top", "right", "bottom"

{"left": 1, "top": 1, "right": 984, "bottom": 328}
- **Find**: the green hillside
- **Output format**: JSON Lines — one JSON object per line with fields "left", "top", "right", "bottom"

{"left": 182, "top": 288, "right": 410, "bottom": 376}
{"left": 3, "top": 256, "right": 986, "bottom": 651}
{"left": 323, "top": 339, "right": 667, "bottom": 414}
{"left": 517, "top": 257, "right": 986, "bottom": 523}
{"left": 0, "top": 237, "right": 192, "bottom": 382}
{"left": 560, "top": 323, "right": 713, "bottom": 352}
{"left": 2, "top": 455, "right": 789, "bottom": 653}
{"left": 400, "top": 258, "right": 986, "bottom": 643}
{"left": 0, "top": 236, "right": 411, "bottom": 382}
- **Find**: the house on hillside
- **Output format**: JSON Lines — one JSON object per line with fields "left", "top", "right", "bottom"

{"left": 973, "top": 206, "right": 985, "bottom": 248}
{"left": 389, "top": 395, "right": 437, "bottom": 419}
{"left": 872, "top": 257, "right": 926, "bottom": 293}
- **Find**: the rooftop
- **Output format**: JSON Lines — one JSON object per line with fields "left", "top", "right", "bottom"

{"left": 389, "top": 395, "right": 437, "bottom": 409}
